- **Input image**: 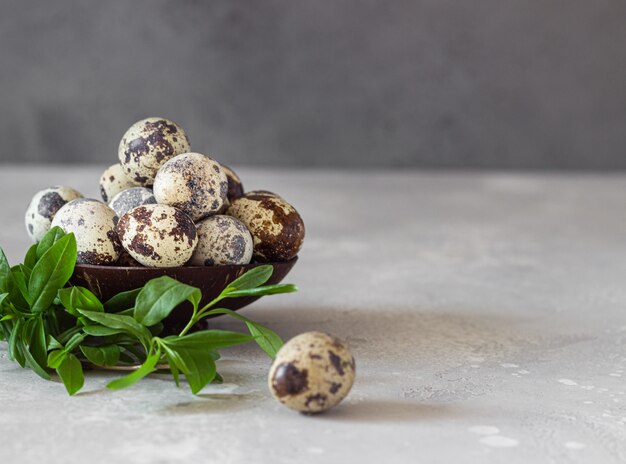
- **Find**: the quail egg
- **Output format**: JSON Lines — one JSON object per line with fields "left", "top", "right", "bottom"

{"left": 188, "top": 215, "right": 253, "bottom": 266}
{"left": 220, "top": 164, "right": 244, "bottom": 202}
{"left": 116, "top": 250, "right": 143, "bottom": 267}
{"left": 227, "top": 192, "right": 304, "bottom": 262}
{"left": 269, "top": 332, "right": 356, "bottom": 414}
{"left": 109, "top": 187, "right": 156, "bottom": 218}
{"left": 51, "top": 199, "right": 122, "bottom": 265}
{"left": 99, "top": 163, "right": 136, "bottom": 203}
{"left": 116, "top": 204, "right": 198, "bottom": 268}
{"left": 25, "top": 186, "right": 83, "bottom": 242}
{"left": 118, "top": 117, "right": 190, "bottom": 186}
{"left": 153, "top": 152, "right": 228, "bottom": 221}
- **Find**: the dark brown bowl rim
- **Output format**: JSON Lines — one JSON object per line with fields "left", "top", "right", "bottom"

{"left": 74, "top": 256, "right": 298, "bottom": 272}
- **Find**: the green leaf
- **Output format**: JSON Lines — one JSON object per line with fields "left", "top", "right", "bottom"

{"left": 58, "top": 286, "right": 103, "bottom": 316}
{"left": 223, "top": 283, "right": 298, "bottom": 298}
{"left": 28, "top": 234, "right": 77, "bottom": 313}
{"left": 77, "top": 309, "right": 152, "bottom": 347}
{"left": 164, "top": 330, "right": 254, "bottom": 350}
{"left": 36, "top": 226, "right": 66, "bottom": 259}
{"left": 8, "top": 319, "right": 25, "bottom": 366}
{"left": 104, "top": 288, "right": 141, "bottom": 313}
{"left": 11, "top": 267, "right": 30, "bottom": 307}
{"left": 80, "top": 345, "right": 120, "bottom": 366}
{"left": 107, "top": 350, "right": 160, "bottom": 390}
{"left": 203, "top": 308, "right": 284, "bottom": 358}
{"left": 134, "top": 276, "right": 201, "bottom": 327}
{"left": 47, "top": 350, "right": 66, "bottom": 369}
{"left": 24, "top": 243, "right": 39, "bottom": 270}
{"left": 164, "top": 345, "right": 217, "bottom": 394}
{"left": 27, "top": 317, "right": 48, "bottom": 372}
{"left": 244, "top": 321, "right": 283, "bottom": 359}
{"left": 223, "top": 265, "right": 273, "bottom": 293}
{"left": 65, "top": 332, "right": 87, "bottom": 352}
{"left": 82, "top": 325, "right": 124, "bottom": 337}
{"left": 56, "top": 353, "right": 84, "bottom": 396}
{"left": 0, "top": 247, "right": 13, "bottom": 294}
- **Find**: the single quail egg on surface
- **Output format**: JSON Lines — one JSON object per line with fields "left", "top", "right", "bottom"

{"left": 25, "top": 186, "right": 83, "bottom": 242}
{"left": 227, "top": 192, "right": 304, "bottom": 262}
{"left": 99, "top": 163, "right": 136, "bottom": 203}
{"left": 220, "top": 164, "right": 244, "bottom": 201}
{"left": 269, "top": 332, "right": 356, "bottom": 414}
{"left": 51, "top": 199, "right": 122, "bottom": 265}
{"left": 118, "top": 117, "right": 190, "bottom": 186}
{"left": 109, "top": 187, "right": 156, "bottom": 218}
{"left": 116, "top": 204, "right": 197, "bottom": 268}
{"left": 153, "top": 152, "right": 228, "bottom": 221}
{"left": 188, "top": 215, "right": 253, "bottom": 266}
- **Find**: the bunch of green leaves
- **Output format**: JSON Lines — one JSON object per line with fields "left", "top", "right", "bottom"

{"left": 0, "top": 226, "right": 297, "bottom": 395}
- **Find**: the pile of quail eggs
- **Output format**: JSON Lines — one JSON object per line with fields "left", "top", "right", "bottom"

{"left": 25, "top": 117, "right": 305, "bottom": 268}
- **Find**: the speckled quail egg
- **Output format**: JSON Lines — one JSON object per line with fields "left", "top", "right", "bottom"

{"left": 51, "top": 199, "right": 122, "bottom": 265}
{"left": 25, "top": 186, "right": 83, "bottom": 242}
{"left": 116, "top": 204, "right": 197, "bottom": 268}
{"left": 109, "top": 187, "right": 156, "bottom": 218}
{"left": 153, "top": 152, "right": 228, "bottom": 221}
{"left": 99, "top": 163, "right": 136, "bottom": 203}
{"left": 188, "top": 215, "right": 253, "bottom": 266}
{"left": 227, "top": 192, "right": 304, "bottom": 262}
{"left": 269, "top": 332, "right": 356, "bottom": 414}
{"left": 116, "top": 250, "right": 143, "bottom": 267}
{"left": 118, "top": 117, "right": 190, "bottom": 186}
{"left": 220, "top": 164, "right": 244, "bottom": 202}
{"left": 244, "top": 190, "right": 282, "bottom": 199}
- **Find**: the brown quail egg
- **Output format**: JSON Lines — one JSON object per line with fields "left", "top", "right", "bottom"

{"left": 153, "top": 152, "right": 228, "bottom": 221}
{"left": 116, "top": 204, "right": 198, "bottom": 268}
{"left": 227, "top": 192, "right": 304, "bottom": 262}
{"left": 109, "top": 187, "right": 156, "bottom": 218}
{"left": 51, "top": 199, "right": 122, "bottom": 265}
{"left": 118, "top": 117, "right": 190, "bottom": 186}
{"left": 269, "top": 332, "right": 356, "bottom": 414}
{"left": 188, "top": 215, "right": 253, "bottom": 266}
{"left": 25, "top": 186, "right": 83, "bottom": 242}
{"left": 220, "top": 164, "right": 244, "bottom": 201}
{"left": 99, "top": 163, "right": 136, "bottom": 202}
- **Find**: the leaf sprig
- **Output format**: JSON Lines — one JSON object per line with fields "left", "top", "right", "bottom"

{"left": 0, "top": 227, "right": 297, "bottom": 395}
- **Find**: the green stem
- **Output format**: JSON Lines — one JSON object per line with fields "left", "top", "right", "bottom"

{"left": 178, "top": 295, "right": 225, "bottom": 337}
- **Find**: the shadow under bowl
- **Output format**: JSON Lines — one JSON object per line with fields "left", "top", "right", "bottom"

{"left": 70, "top": 257, "right": 298, "bottom": 332}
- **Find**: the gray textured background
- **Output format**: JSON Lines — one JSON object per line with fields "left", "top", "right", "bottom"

{"left": 1, "top": 0, "right": 625, "bottom": 169}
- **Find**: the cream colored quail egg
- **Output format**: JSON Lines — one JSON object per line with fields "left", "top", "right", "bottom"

{"left": 51, "top": 199, "right": 122, "bottom": 265}
{"left": 109, "top": 187, "right": 156, "bottom": 218}
{"left": 99, "top": 163, "right": 136, "bottom": 203}
{"left": 269, "top": 332, "right": 356, "bottom": 414}
{"left": 118, "top": 117, "right": 190, "bottom": 186}
{"left": 227, "top": 192, "right": 304, "bottom": 262}
{"left": 116, "top": 204, "right": 198, "bottom": 268}
{"left": 153, "top": 152, "right": 228, "bottom": 221}
{"left": 25, "top": 186, "right": 83, "bottom": 242}
{"left": 188, "top": 215, "right": 253, "bottom": 266}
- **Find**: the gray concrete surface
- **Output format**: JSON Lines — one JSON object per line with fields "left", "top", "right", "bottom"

{"left": 2, "top": 167, "right": 626, "bottom": 463}
{"left": 1, "top": 1, "right": 626, "bottom": 169}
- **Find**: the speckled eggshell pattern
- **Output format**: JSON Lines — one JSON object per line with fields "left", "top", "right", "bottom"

{"left": 109, "top": 187, "right": 156, "bottom": 218}
{"left": 188, "top": 215, "right": 253, "bottom": 266}
{"left": 227, "top": 193, "right": 305, "bottom": 262}
{"left": 51, "top": 199, "right": 122, "bottom": 265}
{"left": 220, "top": 164, "right": 244, "bottom": 201}
{"left": 153, "top": 152, "right": 228, "bottom": 221}
{"left": 99, "top": 163, "right": 136, "bottom": 203}
{"left": 25, "top": 186, "right": 83, "bottom": 242}
{"left": 116, "top": 204, "right": 198, "bottom": 268}
{"left": 115, "top": 250, "right": 143, "bottom": 267}
{"left": 269, "top": 332, "right": 356, "bottom": 414}
{"left": 118, "top": 117, "right": 190, "bottom": 186}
